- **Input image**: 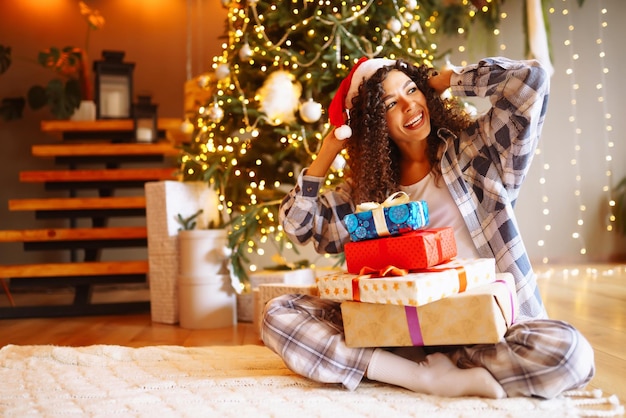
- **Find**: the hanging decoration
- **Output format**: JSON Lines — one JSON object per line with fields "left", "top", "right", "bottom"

{"left": 299, "top": 98, "right": 322, "bottom": 124}
{"left": 238, "top": 41, "right": 253, "bottom": 61}
{"left": 214, "top": 63, "right": 230, "bottom": 81}
{"left": 206, "top": 100, "right": 224, "bottom": 124}
{"left": 257, "top": 70, "right": 302, "bottom": 125}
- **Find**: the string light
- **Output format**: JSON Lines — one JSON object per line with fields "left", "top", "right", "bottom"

{"left": 535, "top": 0, "right": 617, "bottom": 259}
{"left": 525, "top": 3, "right": 550, "bottom": 264}
{"left": 535, "top": 148, "right": 551, "bottom": 264}
{"left": 595, "top": 2, "right": 615, "bottom": 232}
{"left": 449, "top": 2, "right": 505, "bottom": 66}
{"left": 562, "top": 0, "right": 587, "bottom": 256}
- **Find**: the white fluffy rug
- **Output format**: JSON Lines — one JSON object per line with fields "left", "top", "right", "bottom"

{"left": 0, "top": 344, "right": 621, "bottom": 418}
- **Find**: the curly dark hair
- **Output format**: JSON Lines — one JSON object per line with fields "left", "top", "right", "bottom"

{"left": 344, "top": 59, "right": 472, "bottom": 204}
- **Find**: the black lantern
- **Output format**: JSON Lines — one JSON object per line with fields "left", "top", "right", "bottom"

{"left": 93, "top": 50, "right": 135, "bottom": 119}
{"left": 133, "top": 95, "right": 158, "bottom": 143}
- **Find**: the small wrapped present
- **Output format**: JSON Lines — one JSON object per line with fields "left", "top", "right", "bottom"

{"left": 341, "top": 273, "right": 517, "bottom": 347}
{"left": 316, "top": 258, "right": 496, "bottom": 307}
{"left": 344, "top": 227, "right": 457, "bottom": 274}
{"left": 253, "top": 283, "right": 319, "bottom": 334}
{"left": 343, "top": 192, "right": 429, "bottom": 242}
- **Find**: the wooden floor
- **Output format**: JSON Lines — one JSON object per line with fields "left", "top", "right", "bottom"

{"left": 0, "top": 263, "right": 624, "bottom": 403}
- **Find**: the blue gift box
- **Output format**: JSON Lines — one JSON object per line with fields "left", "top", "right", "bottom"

{"left": 343, "top": 197, "right": 429, "bottom": 242}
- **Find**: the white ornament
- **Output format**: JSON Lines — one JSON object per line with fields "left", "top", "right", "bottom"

{"left": 196, "top": 74, "right": 211, "bottom": 89}
{"left": 299, "top": 98, "right": 322, "bottom": 123}
{"left": 181, "top": 119, "right": 195, "bottom": 134}
{"left": 409, "top": 21, "right": 422, "bottom": 34}
{"left": 207, "top": 102, "right": 224, "bottom": 123}
{"left": 257, "top": 70, "right": 302, "bottom": 124}
{"left": 331, "top": 154, "right": 347, "bottom": 171}
{"left": 387, "top": 18, "right": 402, "bottom": 34}
{"left": 239, "top": 42, "right": 253, "bottom": 60}
{"left": 215, "top": 64, "right": 230, "bottom": 81}
{"left": 406, "top": 0, "right": 417, "bottom": 11}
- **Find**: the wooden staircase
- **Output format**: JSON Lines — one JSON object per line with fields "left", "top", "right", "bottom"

{"left": 0, "top": 119, "right": 182, "bottom": 318}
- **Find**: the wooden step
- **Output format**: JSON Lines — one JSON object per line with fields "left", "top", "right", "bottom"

{"left": 8, "top": 197, "right": 146, "bottom": 211}
{"left": 19, "top": 168, "right": 177, "bottom": 183}
{"left": 0, "top": 260, "right": 149, "bottom": 278}
{"left": 0, "top": 227, "right": 147, "bottom": 242}
{"left": 32, "top": 142, "right": 179, "bottom": 158}
{"left": 39, "top": 118, "right": 188, "bottom": 144}
{"left": 41, "top": 118, "right": 183, "bottom": 134}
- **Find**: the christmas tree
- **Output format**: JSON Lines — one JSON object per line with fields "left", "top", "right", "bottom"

{"left": 180, "top": 0, "right": 502, "bottom": 289}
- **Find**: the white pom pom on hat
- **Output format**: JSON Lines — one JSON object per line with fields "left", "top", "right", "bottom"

{"left": 328, "top": 57, "right": 396, "bottom": 140}
{"left": 334, "top": 125, "right": 352, "bottom": 140}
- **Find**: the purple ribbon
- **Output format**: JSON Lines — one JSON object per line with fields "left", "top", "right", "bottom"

{"left": 494, "top": 279, "right": 516, "bottom": 324}
{"left": 404, "top": 306, "right": 424, "bottom": 346}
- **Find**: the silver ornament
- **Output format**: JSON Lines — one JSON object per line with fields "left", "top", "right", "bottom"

{"left": 239, "top": 42, "right": 253, "bottom": 60}
{"left": 215, "top": 64, "right": 230, "bottom": 81}
{"left": 207, "top": 102, "right": 224, "bottom": 123}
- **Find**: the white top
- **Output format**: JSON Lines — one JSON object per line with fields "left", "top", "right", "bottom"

{"left": 399, "top": 173, "right": 480, "bottom": 259}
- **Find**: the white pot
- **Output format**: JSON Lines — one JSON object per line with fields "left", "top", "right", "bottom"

{"left": 70, "top": 100, "right": 96, "bottom": 121}
{"left": 178, "top": 229, "right": 229, "bottom": 277}
{"left": 178, "top": 273, "right": 236, "bottom": 329}
{"left": 177, "top": 229, "right": 235, "bottom": 329}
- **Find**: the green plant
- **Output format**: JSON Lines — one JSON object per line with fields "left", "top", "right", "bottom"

{"left": 176, "top": 208, "right": 226, "bottom": 231}
{"left": 0, "top": 45, "right": 85, "bottom": 120}
{"left": 0, "top": 1, "right": 104, "bottom": 121}
{"left": 26, "top": 47, "right": 84, "bottom": 119}
{"left": 176, "top": 209, "right": 204, "bottom": 231}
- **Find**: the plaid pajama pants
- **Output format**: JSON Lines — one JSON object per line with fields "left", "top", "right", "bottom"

{"left": 261, "top": 294, "right": 595, "bottom": 399}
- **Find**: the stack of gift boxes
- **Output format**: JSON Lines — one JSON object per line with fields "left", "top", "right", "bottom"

{"left": 316, "top": 194, "right": 518, "bottom": 347}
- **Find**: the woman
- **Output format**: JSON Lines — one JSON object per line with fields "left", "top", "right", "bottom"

{"left": 262, "top": 57, "right": 595, "bottom": 399}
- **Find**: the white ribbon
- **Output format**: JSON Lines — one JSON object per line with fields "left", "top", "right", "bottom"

{"left": 355, "top": 191, "right": 410, "bottom": 236}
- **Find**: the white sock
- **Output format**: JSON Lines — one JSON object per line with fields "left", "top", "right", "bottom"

{"left": 365, "top": 348, "right": 506, "bottom": 398}
{"left": 366, "top": 348, "right": 423, "bottom": 391}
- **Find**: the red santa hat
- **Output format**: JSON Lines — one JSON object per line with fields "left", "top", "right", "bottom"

{"left": 328, "top": 57, "right": 396, "bottom": 140}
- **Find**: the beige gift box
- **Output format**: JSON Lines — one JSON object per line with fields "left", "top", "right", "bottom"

{"left": 253, "top": 283, "right": 319, "bottom": 335}
{"left": 317, "top": 258, "right": 496, "bottom": 307}
{"left": 249, "top": 268, "right": 316, "bottom": 288}
{"left": 341, "top": 273, "right": 517, "bottom": 347}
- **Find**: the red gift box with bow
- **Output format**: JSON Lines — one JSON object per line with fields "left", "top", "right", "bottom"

{"left": 344, "top": 227, "right": 457, "bottom": 274}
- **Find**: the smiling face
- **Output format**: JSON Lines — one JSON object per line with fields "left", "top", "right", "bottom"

{"left": 382, "top": 69, "right": 432, "bottom": 147}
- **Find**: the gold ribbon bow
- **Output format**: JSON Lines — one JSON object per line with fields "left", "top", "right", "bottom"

{"left": 352, "top": 265, "right": 409, "bottom": 301}
{"left": 355, "top": 191, "right": 410, "bottom": 236}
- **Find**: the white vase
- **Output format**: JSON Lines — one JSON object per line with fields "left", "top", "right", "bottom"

{"left": 70, "top": 100, "right": 96, "bottom": 121}
{"left": 178, "top": 229, "right": 229, "bottom": 276}
{"left": 177, "top": 229, "right": 236, "bottom": 329}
